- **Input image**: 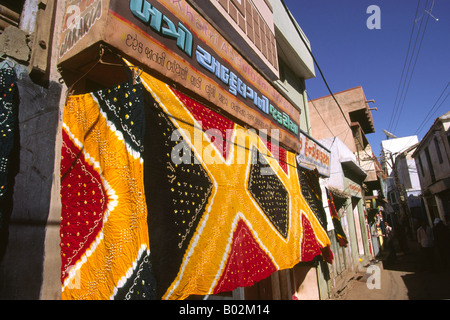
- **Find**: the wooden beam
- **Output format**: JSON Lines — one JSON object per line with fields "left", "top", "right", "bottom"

{"left": 29, "top": 0, "right": 56, "bottom": 83}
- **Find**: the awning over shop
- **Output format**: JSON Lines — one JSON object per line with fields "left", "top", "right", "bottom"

{"left": 328, "top": 186, "right": 350, "bottom": 200}
{"left": 341, "top": 157, "right": 367, "bottom": 181}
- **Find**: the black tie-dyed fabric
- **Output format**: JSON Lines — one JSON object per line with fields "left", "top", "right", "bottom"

{"left": 143, "top": 89, "right": 213, "bottom": 299}
{"left": 248, "top": 146, "right": 289, "bottom": 238}
{"left": 298, "top": 168, "right": 328, "bottom": 231}
{"left": 0, "top": 67, "right": 18, "bottom": 230}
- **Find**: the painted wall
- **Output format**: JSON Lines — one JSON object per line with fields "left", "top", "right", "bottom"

{"left": 314, "top": 136, "right": 371, "bottom": 299}
{"left": 381, "top": 135, "right": 419, "bottom": 175}
{"left": 309, "top": 87, "right": 374, "bottom": 154}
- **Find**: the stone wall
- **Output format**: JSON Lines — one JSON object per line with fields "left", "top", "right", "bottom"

{"left": 0, "top": 26, "right": 62, "bottom": 299}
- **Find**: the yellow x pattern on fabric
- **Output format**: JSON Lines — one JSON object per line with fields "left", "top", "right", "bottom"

{"left": 139, "top": 71, "right": 331, "bottom": 300}
{"left": 61, "top": 93, "right": 149, "bottom": 299}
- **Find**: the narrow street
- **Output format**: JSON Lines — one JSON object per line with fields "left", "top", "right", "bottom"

{"left": 335, "top": 241, "right": 450, "bottom": 300}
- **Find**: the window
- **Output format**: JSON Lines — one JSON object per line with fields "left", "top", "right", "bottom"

{"left": 434, "top": 137, "right": 443, "bottom": 164}
{"left": 0, "top": 0, "right": 26, "bottom": 32}
{"left": 424, "top": 147, "right": 436, "bottom": 182}
{"left": 389, "top": 191, "right": 397, "bottom": 204}
{"left": 418, "top": 154, "right": 425, "bottom": 177}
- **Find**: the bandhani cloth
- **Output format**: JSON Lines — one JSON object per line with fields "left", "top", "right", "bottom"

{"left": 138, "top": 68, "right": 332, "bottom": 300}
{"left": 326, "top": 188, "right": 348, "bottom": 247}
{"left": 0, "top": 66, "right": 17, "bottom": 230}
{"left": 60, "top": 78, "right": 156, "bottom": 299}
{"left": 298, "top": 168, "right": 327, "bottom": 231}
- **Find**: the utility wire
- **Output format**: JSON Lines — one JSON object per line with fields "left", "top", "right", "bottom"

{"left": 414, "top": 81, "right": 449, "bottom": 135}
{"left": 281, "top": 1, "right": 383, "bottom": 162}
{"left": 306, "top": 90, "right": 335, "bottom": 136}
{"left": 280, "top": 0, "right": 351, "bottom": 130}
{"left": 392, "top": 0, "right": 431, "bottom": 132}
{"left": 387, "top": 0, "right": 422, "bottom": 132}
{"left": 385, "top": 81, "right": 449, "bottom": 157}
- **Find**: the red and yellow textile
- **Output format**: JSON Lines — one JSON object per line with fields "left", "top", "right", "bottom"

{"left": 139, "top": 70, "right": 332, "bottom": 300}
{"left": 326, "top": 188, "right": 348, "bottom": 247}
{"left": 60, "top": 79, "right": 155, "bottom": 299}
{"left": 60, "top": 64, "right": 333, "bottom": 300}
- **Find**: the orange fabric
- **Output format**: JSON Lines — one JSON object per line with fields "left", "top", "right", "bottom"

{"left": 59, "top": 64, "right": 333, "bottom": 300}
{"left": 139, "top": 70, "right": 332, "bottom": 300}
{"left": 60, "top": 81, "right": 149, "bottom": 299}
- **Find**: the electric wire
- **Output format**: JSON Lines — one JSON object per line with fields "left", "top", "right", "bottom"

{"left": 389, "top": 0, "right": 441, "bottom": 134}
{"left": 281, "top": 0, "right": 381, "bottom": 162}
{"left": 383, "top": 81, "right": 449, "bottom": 160}
{"left": 387, "top": 0, "right": 422, "bottom": 132}
{"left": 306, "top": 90, "right": 335, "bottom": 137}
{"left": 280, "top": 0, "right": 351, "bottom": 130}
{"left": 392, "top": 0, "right": 432, "bottom": 133}
{"left": 414, "top": 81, "right": 449, "bottom": 135}
{"left": 281, "top": 1, "right": 445, "bottom": 163}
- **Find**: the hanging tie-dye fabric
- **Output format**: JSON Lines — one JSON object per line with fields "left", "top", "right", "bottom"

{"left": 0, "top": 66, "right": 17, "bottom": 230}
{"left": 326, "top": 188, "right": 348, "bottom": 247}
{"left": 60, "top": 78, "right": 156, "bottom": 299}
{"left": 298, "top": 168, "right": 328, "bottom": 231}
{"left": 139, "top": 69, "right": 332, "bottom": 300}
{"left": 60, "top": 65, "right": 333, "bottom": 300}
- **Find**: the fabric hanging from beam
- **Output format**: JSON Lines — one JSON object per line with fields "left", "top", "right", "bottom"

{"left": 139, "top": 70, "right": 332, "bottom": 300}
{"left": 59, "top": 66, "right": 333, "bottom": 300}
{"left": 298, "top": 168, "right": 328, "bottom": 231}
{"left": 326, "top": 188, "right": 348, "bottom": 247}
{"left": 60, "top": 78, "right": 156, "bottom": 300}
{"left": 0, "top": 66, "right": 17, "bottom": 231}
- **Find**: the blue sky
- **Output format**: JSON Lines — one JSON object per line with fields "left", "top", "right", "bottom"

{"left": 283, "top": 0, "right": 450, "bottom": 157}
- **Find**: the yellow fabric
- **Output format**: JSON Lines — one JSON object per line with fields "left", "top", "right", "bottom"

{"left": 139, "top": 71, "right": 331, "bottom": 300}
{"left": 61, "top": 91, "right": 148, "bottom": 299}
{"left": 60, "top": 62, "right": 332, "bottom": 300}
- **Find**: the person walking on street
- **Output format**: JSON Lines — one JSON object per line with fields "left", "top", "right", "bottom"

{"left": 433, "top": 218, "right": 450, "bottom": 270}
{"left": 384, "top": 221, "right": 396, "bottom": 265}
{"left": 417, "top": 219, "right": 434, "bottom": 271}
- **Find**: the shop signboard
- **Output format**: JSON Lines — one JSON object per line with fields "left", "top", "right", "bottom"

{"left": 58, "top": 0, "right": 303, "bottom": 152}
{"left": 347, "top": 180, "right": 363, "bottom": 198}
{"left": 296, "top": 131, "right": 331, "bottom": 177}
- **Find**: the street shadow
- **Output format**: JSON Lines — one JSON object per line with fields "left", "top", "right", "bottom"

{"left": 401, "top": 271, "right": 450, "bottom": 300}
{"left": 381, "top": 242, "right": 421, "bottom": 273}
{"left": 381, "top": 240, "right": 450, "bottom": 300}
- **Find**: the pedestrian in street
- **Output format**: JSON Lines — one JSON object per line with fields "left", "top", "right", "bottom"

{"left": 433, "top": 218, "right": 450, "bottom": 270}
{"left": 384, "top": 221, "right": 396, "bottom": 265}
{"left": 417, "top": 219, "right": 434, "bottom": 272}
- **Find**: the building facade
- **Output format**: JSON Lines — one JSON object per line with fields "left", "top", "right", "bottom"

{"left": 381, "top": 135, "right": 423, "bottom": 239}
{"left": 0, "top": 0, "right": 341, "bottom": 300}
{"left": 308, "top": 87, "right": 385, "bottom": 209}
{"left": 412, "top": 111, "right": 450, "bottom": 227}
{"left": 316, "top": 136, "right": 371, "bottom": 299}
{"left": 307, "top": 86, "right": 385, "bottom": 297}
